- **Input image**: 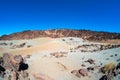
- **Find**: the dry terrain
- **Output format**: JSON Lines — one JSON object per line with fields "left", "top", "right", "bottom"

{"left": 0, "top": 37, "right": 120, "bottom": 80}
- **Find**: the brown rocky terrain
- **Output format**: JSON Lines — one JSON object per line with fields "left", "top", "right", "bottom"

{"left": 0, "top": 29, "right": 120, "bottom": 41}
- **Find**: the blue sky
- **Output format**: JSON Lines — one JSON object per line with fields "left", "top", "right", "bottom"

{"left": 0, "top": 0, "right": 120, "bottom": 35}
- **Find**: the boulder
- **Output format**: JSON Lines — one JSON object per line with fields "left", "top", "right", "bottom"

{"left": 3, "top": 53, "right": 26, "bottom": 71}
{"left": 3, "top": 53, "right": 14, "bottom": 69}
{"left": 78, "top": 69, "right": 88, "bottom": 77}
{"left": 18, "top": 63, "right": 29, "bottom": 71}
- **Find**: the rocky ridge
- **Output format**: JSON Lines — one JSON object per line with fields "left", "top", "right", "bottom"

{"left": 0, "top": 29, "right": 120, "bottom": 41}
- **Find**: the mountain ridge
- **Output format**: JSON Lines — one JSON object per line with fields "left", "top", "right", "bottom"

{"left": 0, "top": 29, "right": 120, "bottom": 41}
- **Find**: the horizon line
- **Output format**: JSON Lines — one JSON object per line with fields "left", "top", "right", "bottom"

{"left": 0, "top": 28, "right": 120, "bottom": 36}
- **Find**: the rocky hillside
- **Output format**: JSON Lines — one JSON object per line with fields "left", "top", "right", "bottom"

{"left": 0, "top": 29, "right": 120, "bottom": 41}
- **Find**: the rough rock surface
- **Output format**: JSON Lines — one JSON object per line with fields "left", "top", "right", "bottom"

{"left": 0, "top": 53, "right": 29, "bottom": 80}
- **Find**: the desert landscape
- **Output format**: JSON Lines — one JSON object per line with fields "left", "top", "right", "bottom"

{"left": 0, "top": 29, "right": 120, "bottom": 80}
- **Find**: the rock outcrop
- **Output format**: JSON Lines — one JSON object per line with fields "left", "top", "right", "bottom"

{"left": 0, "top": 53, "right": 29, "bottom": 80}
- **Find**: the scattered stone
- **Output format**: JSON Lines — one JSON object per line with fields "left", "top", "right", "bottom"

{"left": 99, "top": 75, "right": 107, "bottom": 80}
{"left": 117, "top": 58, "right": 120, "bottom": 62}
{"left": 116, "top": 63, "right": 120, "bottom": 69}
{"left": 62, "top": 39, "right": 65, "bottom": 41}
{"left": 0, "top": 43, "right": 7, "bottom": 46}
{"left": 27, "top": 45, "right": 32, "bottom": 48}
{"left": 0, "top": 57, "right": 3, "bottom": 65}
{"left": 78, "top": 69, "right": 88, "bottom": 77}
{"left": 50, "top": 52, "right": 67, "bottom": 58}
{"left": 69, "top": 38, "right": 73, "bottom": 40}
{"left": 115, "top": 54, "right": 117, "bottom": 56}
{"left": 11, "top": 43, "right": 26, "bottom": 49}
{"left": 71, "top": 68, "right": 88, "bottom": 78}
{"left": 87, "top": 67, "right": 94, "bottom": 71}
{"left": 106, "top": 58, "right": 109, "bottom": 60}
{"left": 71, "top": 70, "right": 81, "bottom": 78}
{"left": 19, "top": 43, "right": 26, "bottom": 48}
{"left": 10, "top": 42, "right": 13, "bottom": 46}
{"left": 81, "top": 64, "right": 86, "bottom": 67}
{"left": 75, "top": 44, "right": 120, "bottom": 52}
{"left": 110, "top": 55, "right": 113, "bottom": 57}
{"left": 0, "top": 65, "right": 5, "bottom": 72}
{"left": 85, "top": 58, "right": 95, "bottom": 65}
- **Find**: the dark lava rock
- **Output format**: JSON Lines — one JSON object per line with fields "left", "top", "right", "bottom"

{"left": 110, "top": 55, "right": 113, "bottom": 57}
{"left": 81, "top": 64, "right": 86, "bottom": 67}
{"left": 99, "top": 75, "right": 107, "bottom": 80}
{"left": 19, "top": 63, "right": 29, "bottom": 71}
{"left": 116, "top": 63, "right": 120, "bottom": 69}
{"left": 85, "top": 58, "right": 95, "bottom": 65}
{"left": 0, "top": 65, "right": 5, "bottom": 72}
{"left": 115, "top": 54, "right": 117, "bottom": 56}
{"left": 0, "top": 57, "right": 3, "bottom": 65}
{"left": 87, "top": 67, "right": 94, "bottom": 71}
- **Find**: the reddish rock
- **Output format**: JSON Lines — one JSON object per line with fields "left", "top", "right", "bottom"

{"left": 78, "top": 69, "right": 88, "bottom": 77}
{"left": 71, "top": 70, "right": 81, "bottom": 78}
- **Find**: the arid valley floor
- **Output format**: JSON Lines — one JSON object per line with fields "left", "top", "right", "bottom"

{"left": 0, "top": 30, "right": 120, "bottom": 80}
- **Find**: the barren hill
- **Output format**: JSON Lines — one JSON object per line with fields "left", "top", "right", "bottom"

{"left": 0, "top": 29, "right": 120, "bottom": 41}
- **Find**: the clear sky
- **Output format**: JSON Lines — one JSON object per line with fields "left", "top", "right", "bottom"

{"left": 0, "top": 0, "right": 120, "bottom": 36}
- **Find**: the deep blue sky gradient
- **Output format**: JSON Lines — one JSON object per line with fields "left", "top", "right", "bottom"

{"left": 0, "top": 0, "right": 120, "bottom": 35}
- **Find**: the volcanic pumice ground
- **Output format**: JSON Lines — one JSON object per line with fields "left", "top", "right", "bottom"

{"left": 0, "top": 29, "right": 120, "bottom": 80}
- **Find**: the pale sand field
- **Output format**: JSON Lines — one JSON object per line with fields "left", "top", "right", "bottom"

{"left": 0, "top": 37, "right": 120, "bottom": 80}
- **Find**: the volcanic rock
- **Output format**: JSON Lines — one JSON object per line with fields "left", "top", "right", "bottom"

{"left": 78, "top": 69, "right": 88, "bottom": 77}
{"left": 85, "top": 58, "right": 95, "bottom": 65}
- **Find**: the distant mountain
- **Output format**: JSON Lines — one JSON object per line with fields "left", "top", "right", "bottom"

{"left": 0, "top": 29, "right": 120, "bottom": 41}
